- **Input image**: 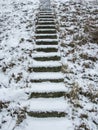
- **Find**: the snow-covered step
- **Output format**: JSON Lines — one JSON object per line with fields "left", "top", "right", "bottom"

{"left": 36, "top": 25, "right": 56, "bottom": 27}
{"left": 36, "top": 39, "right": 58, "bottom": 42}
{"left": 33, "top": 61, "right": 62, "bottom": 72}
{"left": 37, "top": 21, "right": 55, "bottom": 25}
{"left": 28, "top": 98, "right": 66, "bottom": 111}
{"left": 28, "top": 111, "right": 65, "bottom": 118}
{"left": 39, "top": 14, "right": 54, "bottom": 17}
{"left": 23, "top": 117, "right": 70, "bottom": 130}
{"left": 33, "top": 60, "right": 61, "bottom": 67}
{"left": 38, "top": 16, "right": 54, "bottom": 19}
{"left": 36, "top": 41, "right": 58, "bottom": 45}
{"left": 38, "top": 18, "right": 54, "bottom": 21}
{"left": 36, "top": 40, "right": 58, "bottom": 45}
{"left": 33, "top": 52, "right": 60, "bottom": 57}
{"left": 29, "top": 89, "right": 66, "bottom": 98}
{"left": 33, "top": 66, "right": 61, "bottom": 72}
{"left": 29, "top": 91, "right": 65, "bottom": 98}
{"left": 36, "top": 25, "right": 56, "bottom": 29}
{"left": 27, "top": 98, "right": 66, "bottom": 117}
{"left": 36, "top": 29, "right": 56, "bottom": 34}
{"left": 29, "top": 72, "right": 64, "bottom": 83}
{"left": 35, "top": 34, "right": 57, "bottom": 40}
{"left": 28, "top": 83, "right": 67, "bottom": 98}
{"left": 33, "top": 60, "right": 61, "bottom": 72}
{"left": 33, "top": 53, "right": 61, "bottom": 61}
{"left": 39, "top": 11, "right": 52, "bottom": 13}
{"left": 35, "top": 45, "right": 58, "bottom": 53}
{"left": 35, "top": 44, "right": 58, "bottom": 48}
{"left": 30, "top": 72, "right": 64, "bottom": 79}
{"left": 39, "top": 12, "right": 53, "bottom": 14}
{"left": 28, "top": 82, "right": 67, "bottom": 93}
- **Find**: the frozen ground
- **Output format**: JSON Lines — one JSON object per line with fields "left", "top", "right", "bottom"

{"left": 52, "top": 0, "right": 98, "bottom": 129}
{"left": 0, "top": 0, "right": 98, "bottom": 130}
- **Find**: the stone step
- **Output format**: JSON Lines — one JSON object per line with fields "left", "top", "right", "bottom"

{"left": 36, "top": 40, "right": 58, "bottom": 45}
{"left": 23, "top": 117, "right": 68, "bottom": 129}
{"left": 36, "top": 39, "right": 58, "bottom": 42}
{"left": 38, "top": 18, "right": 54, "bottom": 21}
{"left": 31, "top": 60, "right": 62, "bottom": 71}
{"left": 27, "top": 82, "right": 67, "bottom": 93}
{"left": 36, "top": 29, "right": 56, "bottom": 34}
{"left": 36, "top": 47, "right": 58, "bottom": 53}
{"left": 33, "top": 66, "right": 61, "bottom": 72}
{"left": 29, "top": 91, "right": 65, "bottom": 98}
{"left": 30, "top": 78, "right": 64, "bottom": 83}
{"left": 27, "top": 111, "right": 65, "bottom": 118}
{"left": 38, "top": 16, "right": 54, "bottom": 19}
{"left": 36, "top": 25, "right": 56, "bottom": 29}
{"left": 35, "top": 44, "right": 58, "bottom": 53}
{"left": 27, "top": 98, "right": 66, "bottom": 117}
{"left": 35, "top": 34, "right": 57, "bottom": 40}
{"left": 28, "top": 60, "right": 61, "bottom": 72}
{"left": 33, "top": 56, "right": 60, "bottom": 61}
{"left": 33, "top": 53, "right": 61, "bottom": 61}
{"left": 39, "top": 13, "right": 54, "bottom": 16}
{"left": 29, "top": 72, "right": 64, "bottom": 79}
{"left": 29, "top": 72, "right": 64, "bottom": 83}
{"left": 39, "top": 11, "right": 52, "bottom": 13}
{"left": 37, "top": 21, "right": 55, "bottom": 25}
{"left": 33, "top": 60, "right": 61, "bottom": 66}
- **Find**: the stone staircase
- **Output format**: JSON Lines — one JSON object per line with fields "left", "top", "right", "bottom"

{"left": 27, "top": 1, "right": 67, "bottom": 119}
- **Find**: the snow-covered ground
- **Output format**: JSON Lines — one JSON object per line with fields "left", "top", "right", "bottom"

{"left": 0, "top": 0, "right": 40, "bottom": 129}
{"left": 52, "top": 0, "right": 98, "bottom": 129}
{"left": 0, "top": 0, "right": 98, "bottom": 130}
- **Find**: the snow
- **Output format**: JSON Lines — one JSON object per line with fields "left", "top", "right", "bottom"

{"left": 33, "top": 60, "right": 61, "bottom": 67}
{"left": 36, "top": 25, "right": 55, "bottom": 27}
{"left": 32, "top": 52, "right": 61, "bottom": 57}
{"left": 0, "top": 0, "right": 98, "bottom": 130}
{"left": 26, "top": 82, "right": 68, "bottom": 92}
{"left": 15, "top": 117, "right": 73, "bottom": 130}
{"left": 28, "top": 97, "right": 67, "bottom": 111}
{"left": 29, "top": 72, "right": 64, "bottom": 79}
{"left": 35, "top": 44, "right": 58, "bottom": 48}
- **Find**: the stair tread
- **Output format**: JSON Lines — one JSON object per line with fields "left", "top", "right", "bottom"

{"left": 35, "top": 34, "right": 57, "bottom": 36}
{"left": 32, "top": 52, "right": 60, "bottom": 58}
{"left": 33, "top": 61, "right": 61, "bottom": 67}
{"left": 27, "top": 83, "right": 67, "bottom": 93}
{"left": 29, "top": 72, "right": 64, "bottom": 80}
{"left": 35, "top": 45, "right": 58, "bottom": 48}
{"left": 23, "top": 117, "right": 69, "bottom": 130}
{"left": 37, "top": 21, "right": 55, "bottom": 24}
{"left": 36, "top": 39, "right": 58, "bottom": 42}
{"left": 36, "top": 28, "right": 55, "bottom": 31}
{"left": 36, "top": 24, "right": 55, "bottom": 28}
{"left": 28, "top": 98, "right": 67, "bottom": 112}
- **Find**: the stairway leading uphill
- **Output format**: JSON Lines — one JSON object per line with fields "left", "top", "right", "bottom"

{"left": 27, "top": 0, "right": 67, "bottom": 119}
